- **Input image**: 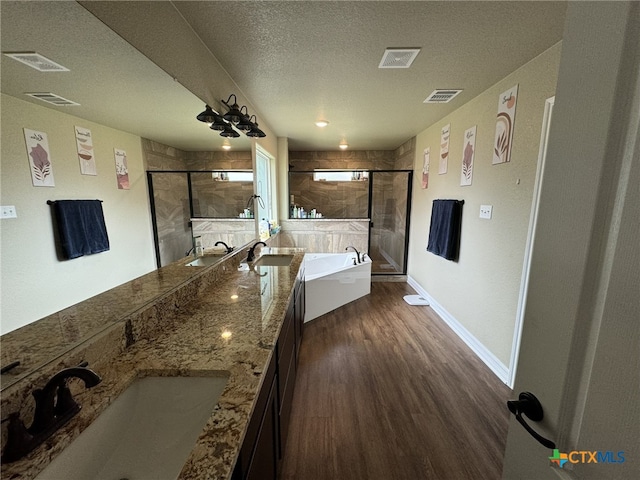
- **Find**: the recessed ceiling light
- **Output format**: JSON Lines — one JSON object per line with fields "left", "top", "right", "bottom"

{"left": 315, "top": 120, "right": 329, "bottom": 128}
{"left": 222, "top": 144, "right": 231, "bottom": 150}
{"left": 339, "top": 143, "right": 348, "bottom": 150}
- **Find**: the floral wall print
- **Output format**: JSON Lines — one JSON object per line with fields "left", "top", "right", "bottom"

{"left": 23, "top": 128, "right": 55, "bottom": 187}
{"left": 460, "top": 125, "right": 477, "bottom": 186}
{"left": 439, "top": 124, "right": 450, "bottom": 174}
{"left": 493, "top": 84, "right": 519, "bottom": 165}
{"left": 422, "top": 148, "right": 430, "bottom": 189}
{"left": 114, "top": 148, "right": 130, "bottom": 190}
{"left": 75, "top": 126, "right": 96, "bottom": 175}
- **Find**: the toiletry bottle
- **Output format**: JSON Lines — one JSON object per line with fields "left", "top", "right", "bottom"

{"left": 259, "top": 218, "right": 270, "bottom": 240}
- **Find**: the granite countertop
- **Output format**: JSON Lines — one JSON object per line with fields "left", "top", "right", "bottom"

{"left": 0, "top": 250, "right": 237, "bottom": 389}
{"left": 1, "top": 247, "right": 305, "bottom": 480}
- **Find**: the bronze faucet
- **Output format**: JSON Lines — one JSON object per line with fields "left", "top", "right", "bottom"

{"left": 1, "top": 365, "right": 101, "bottom": 463}
{"left": 346, "top": 245, "right": 361, "bottom": 264}
{"left": 246, "top": 241, "right": 267, "bottom": 262}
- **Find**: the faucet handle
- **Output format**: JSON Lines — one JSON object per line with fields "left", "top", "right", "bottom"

{"left": 1, "top": 413, "right": 33, "bottom": 463}
{"left": 54, "top": 383, "right": 80, "bottom": 417}
{"left": 30, "top": 388, "right": 55, "bottom": 433}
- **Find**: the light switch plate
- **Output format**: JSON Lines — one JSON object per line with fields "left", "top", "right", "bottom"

{"left": 1, "top": 205, "right": 17, "bottom": 219}
{"left": 479, "top": 204, "right": 493, "bottom": 219}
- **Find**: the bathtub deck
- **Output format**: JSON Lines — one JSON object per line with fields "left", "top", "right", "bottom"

{"left": 281, "top": 282, "right": 511, "bottom": 480}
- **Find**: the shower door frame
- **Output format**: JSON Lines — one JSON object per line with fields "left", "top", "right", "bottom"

{"left": 367, "top": 170, "right": 413, "bottom": 276}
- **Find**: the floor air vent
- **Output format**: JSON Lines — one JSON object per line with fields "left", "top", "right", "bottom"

{"left": 378, "top": 48, "right": 421, "bottom": 69}
{"left": 4, "top": 52, "right": 69, "bottom": 72}
{"left": 424, "top": 89, "right": 463, "bottom": 104}
{"left": 26, "top": 93, "right": 80, "bottom": 106}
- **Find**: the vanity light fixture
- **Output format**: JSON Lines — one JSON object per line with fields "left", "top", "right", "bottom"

{"left": 197, "top": 95, "right": 267, "bottom": 139}
{"left": 196, "top": 105, "right": 217, "bottom": 124}
{"left": 235, "top": 106, "right": 253, "bottom": 132}
{"left": 246, "top": 116, "right": 266, "bottom": 138}
{"left": 315, "top": 120, "right": 329, "bottom": 128}
{"left": 221, "top": 94, "right": 244, "bottom": 123}
{"left": 209, "top": 112, "right": 228, "bottom": 131}
{"left": 220, "top": 122, "right": 240, "bottom": 138}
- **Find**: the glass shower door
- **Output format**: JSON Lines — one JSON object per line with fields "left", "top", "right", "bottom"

{"left": 368, "top": 171, "right": 412, "bottom": 275}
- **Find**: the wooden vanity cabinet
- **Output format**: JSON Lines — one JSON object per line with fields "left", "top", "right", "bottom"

{"left": 277, "top": 297, "right": 296, "bottom": 472}
{"left": 246, "top": 378, "right": 278, "bottom": 480}
{"left": 293, "top": 267, "right": 305, "bottom": 363}
{"left": 232, "top": 353, "right": 278, "bottom": 480}
{"left": 233, "top": 271, "right": 305, "bottom": 480}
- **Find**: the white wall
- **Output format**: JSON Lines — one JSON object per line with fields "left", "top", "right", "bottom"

{"left": 0, "top": 95, "right": 156, "bottom": 334}
{"left": 407, "top": 44, "right": 562, "bottom": 370}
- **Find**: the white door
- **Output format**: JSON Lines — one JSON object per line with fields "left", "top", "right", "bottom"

{"left": 502, "top": 2, "right": 639, "bottom": 480}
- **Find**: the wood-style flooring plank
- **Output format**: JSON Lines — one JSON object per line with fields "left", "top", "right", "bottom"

{"left": 280, "top": 282, "right": 512, "bottom": 480}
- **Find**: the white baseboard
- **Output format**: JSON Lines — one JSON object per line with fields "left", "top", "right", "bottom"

{"left": 407, "top": 276, "right": 511, "bottom": 386}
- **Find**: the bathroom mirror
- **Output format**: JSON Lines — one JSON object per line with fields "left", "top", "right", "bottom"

{"left": 191, "top": 171, "right": 255, "bottom": 218}
{"left": 0, "top": 2, "right": 256, "bottom": 391}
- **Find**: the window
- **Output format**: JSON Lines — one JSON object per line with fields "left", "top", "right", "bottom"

{"left": 313, "top": 171, "right": 369, "bottom": 182}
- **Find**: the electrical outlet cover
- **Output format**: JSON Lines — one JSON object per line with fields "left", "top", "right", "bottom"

{"left": 479, "top": 204, "right": 493, "bottom": 219}
{"left": 1, "top": 205, "right": 17, "bottom": 219}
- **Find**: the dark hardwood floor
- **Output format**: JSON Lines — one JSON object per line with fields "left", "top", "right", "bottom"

{"left": 280, "top": 282, "right": 512, "bottom": 480}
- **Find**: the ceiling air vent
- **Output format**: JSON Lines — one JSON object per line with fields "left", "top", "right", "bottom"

{"left": 423, "top": 89, "right": 463, "bottom": 104}
{"left": 25, "top": 93, "right": 80, "bottom": 106}
{"left": 378, "top": 48, "right": 421, "bottom": 69}
{"left": 4, "top": 52, "right": 69, "bottom": 72}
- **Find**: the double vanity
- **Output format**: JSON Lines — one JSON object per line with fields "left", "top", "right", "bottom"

{"left": 1, "top": 243, "right": 306, "bottom": 480}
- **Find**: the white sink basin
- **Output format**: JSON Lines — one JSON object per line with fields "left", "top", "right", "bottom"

{"left": 36, "top": 374, "right": 229, "bottom": 480}
{"left": 184, "top": 255, "right": 223, "bottom": 267}
{"left": 253, "top": 254, "right": 294, "bottom": 267}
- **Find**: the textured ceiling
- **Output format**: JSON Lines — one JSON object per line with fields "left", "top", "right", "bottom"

{"left": 173, "top": 1, "right": 567, "bottom": 150}
{"left": 1, "top": 1, "right": 567, "bottom": 152}
{"left": 0, "top": 1, "right": 251, "bottom": 152}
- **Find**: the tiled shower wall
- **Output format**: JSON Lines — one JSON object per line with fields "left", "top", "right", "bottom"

{"left": 143, "top": 139, "right": 252, "bottom": 171}
{"left": 287, "top": 139, "right": 415, "bottom": 266}
{"left": 142, "top": 140, "right": 255, "bottom": 263}
{"left": 288, "top": 139, "right": 415, "bottom": 219}
{"left": 142, "top": 138, "right": 416, "bottom": 262}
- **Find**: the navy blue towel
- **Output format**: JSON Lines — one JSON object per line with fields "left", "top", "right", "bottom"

{"left": 51, "top": 200, "right": 110, "bottom": 259}
{"left": 427, "top": 199, "right": 464, "bottom": 261}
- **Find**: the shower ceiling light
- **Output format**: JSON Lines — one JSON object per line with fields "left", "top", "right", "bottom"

{"left": 315, "top": 120, "right": 329, "bottom": 128}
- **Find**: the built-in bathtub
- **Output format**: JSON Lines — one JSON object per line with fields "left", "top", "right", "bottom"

{"left": 304, "top": 253, "right": 372, "bottom": 322}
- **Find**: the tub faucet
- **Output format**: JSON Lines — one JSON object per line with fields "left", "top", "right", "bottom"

{"left": 247, "top": 241, "right": 267, "bottom": 262}
{"left": 2, "top": 365, "right": 102, "bottom": 463}
{"left": 346, "top": 246, "right": 361, "bottom": 264}
{"left": 215, "top": 241, "right": 234, "bottom": 254}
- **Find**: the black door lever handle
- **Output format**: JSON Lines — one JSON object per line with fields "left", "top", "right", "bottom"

{"left": 507, "top": 392, "right": 556, "bottom": 449}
